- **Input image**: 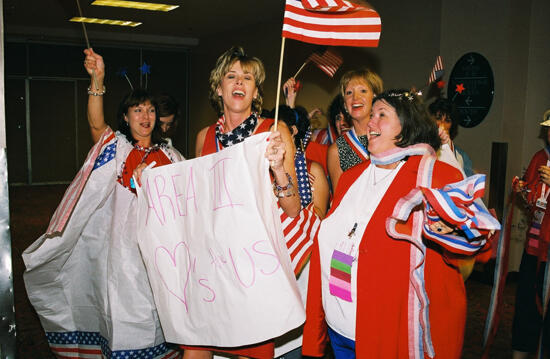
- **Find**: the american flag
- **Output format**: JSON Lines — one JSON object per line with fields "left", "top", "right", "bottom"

{"left": 428, "top": 55, "right": 444, "bottom": 84}
{"left": 308, "top": 48, "right": 343, "bottom": 77}
{"left": 282, "top": 0, "right": 382, "bottom": 47}
{"left": 280, "top": 202, "right": 321, "bottom": 276}
{"left": 47, "top": 331, "right": 181, "bottom": 359}
{"left": 46, "top": 128, "right": 116, "bottom": 235}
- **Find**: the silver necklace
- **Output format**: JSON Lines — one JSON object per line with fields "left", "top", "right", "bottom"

{"left": 372, "top": 161, "right": 402, "bottom": 186}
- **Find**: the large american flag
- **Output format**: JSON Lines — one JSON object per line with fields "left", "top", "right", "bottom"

{"left": 282, "top": 0, "right": 382, "bottom": 47}
{"left": 308, "top": 48, "right": 343, "bottom": 77}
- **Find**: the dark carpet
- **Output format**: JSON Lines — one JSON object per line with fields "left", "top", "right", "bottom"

{"left": 10, "top": 185, "right": 515, "bottom": 358}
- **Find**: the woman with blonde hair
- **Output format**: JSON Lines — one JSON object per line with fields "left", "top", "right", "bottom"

{"left": 185, "top": 46, "right": 300, "bottom": 359}
{"left": 327, "top": 68, "right": 383, "bottom": 190}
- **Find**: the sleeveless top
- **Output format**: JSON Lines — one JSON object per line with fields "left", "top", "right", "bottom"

{"left": 336, "top": 134, "right": 369, "bottom": 172}
{"left": 202, "top": 118, "right": 274, "bottom": 155}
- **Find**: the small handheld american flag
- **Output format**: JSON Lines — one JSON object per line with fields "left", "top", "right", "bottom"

{"left": 308, "top": 48, "right": 343, "bottom": 77}
{"left": 428, "top": 55, "right": 444, "bottom": 84}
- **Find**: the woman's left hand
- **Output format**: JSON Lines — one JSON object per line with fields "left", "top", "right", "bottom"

{"left": 265, "top": 131, "right": 286, "bottom": 173}
{"left": 429, "top": 220, "right": 454, "bottom": 235}
{"left": 132, "top": 161, "right": 156, "bottom": 188}
{"left": 538, "top": 165, "right": 550, "bottom": 185}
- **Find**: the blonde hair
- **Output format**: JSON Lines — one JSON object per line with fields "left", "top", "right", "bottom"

{"left": 209, "top": 46, "right": 266, "bottom": 117}
{"left": 340, "top": 68, "right": 383, "bottom": 98}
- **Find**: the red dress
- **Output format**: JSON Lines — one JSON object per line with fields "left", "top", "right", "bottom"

{"left": 118, "top": 147, "right": 171, "bottom": 193}
{"left": 302, "top": 156, "right": 468, "bottom": 358}
{"left": 180, "top": 118, "right": 275, "bottom": 359}
{"left": 305, "top": 141, "right": 328, "bottom": 175}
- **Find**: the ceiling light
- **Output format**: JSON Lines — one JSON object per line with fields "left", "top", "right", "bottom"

{"left": 91, "top": 0, "right": 179, "bottom": 11}
{"left": 70, "top": 17, "right": 142, "bottom": 27}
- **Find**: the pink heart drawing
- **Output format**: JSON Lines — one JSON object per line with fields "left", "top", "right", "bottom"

{"left": 155, "top": 241, "right": 193, "bottom": 313}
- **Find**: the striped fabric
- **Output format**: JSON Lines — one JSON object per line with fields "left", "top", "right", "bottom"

{"left": 428, "top": 55, "right": 444, "bottom": 84}
{"left": 384, "top": 147, "right": 500, "bottom": 358}
{"left": 329, "top": 249, "right": 353, "bottom": 301}
{"left": 47, "top": 331, "right": 180, "bottom": 359}
{"left": 374, "top": 144, "right": 436, "bottom": 359}
{"left": 307, "top": 48, "right": 343, "bottom": 77}
{"left": 282, "top": 0, "right": 382, "bottom": 47}
{"left": 395, "top": 174, "right": 499, "bottom": 256}
{"left": 46, "top": 128, "right": 116, "bottom": 235}
{"left": 280, "top": 202, "right": 321, "bottom": 276}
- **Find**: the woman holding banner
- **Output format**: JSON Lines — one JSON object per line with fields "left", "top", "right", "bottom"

{"left": 185, "top": 46, "right": 300, "bottom": 358}
{"left": 327, "top": 68, "right": 383, "bottom": 190}
{"left": 23, "top": 49, "right": 183, "bottom": 357}
{"left": 303, "top": 89, "right": 498, "bottom": 358}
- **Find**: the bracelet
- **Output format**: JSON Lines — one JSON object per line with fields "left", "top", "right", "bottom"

{"left": 273, "top": 173, "right": 296, "bottom": 198}
{"left": 88, "top": 85, "right": 106, "bottom": 96}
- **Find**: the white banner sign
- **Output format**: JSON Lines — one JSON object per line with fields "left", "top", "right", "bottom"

{"left": 136, "top": 133, "right": 305, "bottom": 347}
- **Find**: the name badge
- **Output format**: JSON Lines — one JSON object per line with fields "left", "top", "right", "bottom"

{"left": 534, "top": 209, "right": 545, "bottom": 224}
{"left": 536, "top": 198, "right": 547, "bottom": 210}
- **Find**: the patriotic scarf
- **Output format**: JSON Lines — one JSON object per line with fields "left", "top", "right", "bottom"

{"left": 343, "top": 128, "right": 369, "bottom": 161}
{"left": 376, "top": 144, "right": 499, "bottom": 359}
{"left": 215, "top": 112, "right": 258, "bottom": 149}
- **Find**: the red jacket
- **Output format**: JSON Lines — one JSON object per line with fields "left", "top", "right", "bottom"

{"left": 303, "top": 156, "right": 468, "bottom": 358}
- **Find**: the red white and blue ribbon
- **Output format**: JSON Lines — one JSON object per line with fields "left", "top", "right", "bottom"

{"left": 343, "top": 128, "right": 369, "bottom": 161}
{"left": 374, "top": 144, "right": 436, "bottom": 358}
{"left": 381, "top": 143, "right": 499, "bottom": 359}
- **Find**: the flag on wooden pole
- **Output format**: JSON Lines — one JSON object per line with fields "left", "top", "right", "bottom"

{"left": 282, "top": 0, "right": 381, "bottom": 47}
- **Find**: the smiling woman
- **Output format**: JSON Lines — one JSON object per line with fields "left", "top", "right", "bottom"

{"left": 327, "top": 68, "right": 383, "bottom": 190}
{"left": 22, "top": 48, "right": 184, "bottom": 358}
{"left": 186, "top": 46, "right": 301, "bottom": 359}
{"left": 303, "top": 89, "right": 494, "bottom": 359}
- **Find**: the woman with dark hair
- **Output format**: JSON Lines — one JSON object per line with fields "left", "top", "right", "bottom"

{"left": 155, "top": 92, "right": 180, "bottom": 142}
{"left": 303, "top": 89, "right": 496, "bottom": 358}
{"left": 272, "top": 104, "right": 329, "bottom": 219}
{"left": 23, "top": 49, "right": 183, "bottom": 357}
{"left": 187, "top": 46, "right": 300, "bottom": 359}
{"left": 327, "top": 68, "right": 383, "bottom": 190}
{"left": 429, "top": 98, "right": 474, "bottom": 176}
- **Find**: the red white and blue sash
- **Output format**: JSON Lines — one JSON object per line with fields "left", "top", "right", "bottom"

{"left": 343, "top": 128, "right": 369, "bottom": 162}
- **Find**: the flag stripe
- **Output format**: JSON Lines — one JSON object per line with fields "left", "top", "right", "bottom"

{"left": 283, "top": 0, "right": 381, "bottom": 48}
{"left": 428, "top": 55, "right": 444, "bottom": 84}
{"left": 279, "top": 202, "right": 320, "bottom": 276}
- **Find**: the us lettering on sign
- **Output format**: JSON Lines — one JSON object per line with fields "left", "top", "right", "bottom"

{"left": 136, "top": 132, "right": 305, "bottom": 347}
